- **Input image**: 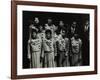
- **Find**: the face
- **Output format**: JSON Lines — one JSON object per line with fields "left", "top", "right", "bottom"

{"left": 54, "top": 26, "right": 58, "bottom": 31}
{"left": 32, "top": 31, "right": 37, "bottom": 39}
{"left": 59, "top": 21, "right": 64, "bottom": 26}
{"left": 34, "top": 17, "right": 39, "bottom": 24}
{"left": 39, "top": 26, "right": 43, "bottom": 32}
{"left": 72, "top": 21, "right": 77, "bottom": 28}
{"left": 46, "top": 32, "right": 51, "bottom": 39}
{"left": 74, "top": 34, "right": 78, "bottom": 39}
{"left": 84, "top": 21, "right": 89, "bottom": 31}
{"left": 47, "top": 19, "right": 52, "bottom": 25}
{"left": 85, "top": 21, "right": 89, "bottom": 26}
{"left": 61, "top": 30, "right": 66, "bottom": 36}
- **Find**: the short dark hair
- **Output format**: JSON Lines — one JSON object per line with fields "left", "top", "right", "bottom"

{"left": 31, "top": 28, "right": 38, "bottom": 34}
{"left": 45, "top": 29, "right": 52, "bottom": 34}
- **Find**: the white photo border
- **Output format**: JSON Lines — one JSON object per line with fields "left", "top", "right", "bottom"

{"left": 17, "top": 5, "right": 95, "bottom": 75}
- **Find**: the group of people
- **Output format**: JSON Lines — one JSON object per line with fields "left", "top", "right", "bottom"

{"left": 27, "top": 17, "right": 89, "bottom": 68}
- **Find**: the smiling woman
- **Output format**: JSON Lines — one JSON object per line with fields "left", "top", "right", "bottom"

{"left": 11, "top": 0, "right": 97, "bottom": 79}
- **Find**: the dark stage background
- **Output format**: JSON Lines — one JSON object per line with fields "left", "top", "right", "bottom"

{"left": 23, "top": 11, "right": 89, "bottom": 68}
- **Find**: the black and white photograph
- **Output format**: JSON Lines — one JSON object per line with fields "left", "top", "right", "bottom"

{"left": 11, "top": 1, "right": 97, "bottom": 79}
{"left": 23, "top": 11, "right": 90, "bottom": 69}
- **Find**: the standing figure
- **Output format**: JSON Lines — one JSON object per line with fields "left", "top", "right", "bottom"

{"left": 70, "top": 21, "right": 78, "bottom": 38}
{"left": 33, "top": 17, "right": 40, "bottom": 30}
{"left": 53, "top": 25, "right": 60, "bottom": 67}
{"left": 29, "top": 17, "right": 40, "bottom": 39}
{"left": 43, "top": 29, "right": 57, "bottom": 67}
{"left": 38, "top": 25, "right": 45, "bottom": 40}
{"left": 58, "top": 20, "right": 65, "bottom": 29}
{"left": 45, "top": 18, "right": 56, "bottom": 36}
{"left": 58, "top": 21, "right": 66, "bottom": 34}
{"left": 53, "top": 25, "right": 60, "bottom": 42}
{"left": 37, "top": 25, "right": 45, "bottom": 67}
{"left": 68, "top": 21, "right": 78, "bottom": 66}
{"left": 82, "top": 20, "right": 90, "bottom": 65}
{"left": 56, "top": 29, "right": 69, "bottom": 67}
{"left": 71, "top": 34, "right": 82, "bottom": 66}
{"left": 28, "top": 27, "right": 42, "bottom": 68}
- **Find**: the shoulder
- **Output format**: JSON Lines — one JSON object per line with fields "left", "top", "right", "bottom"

{"left": 45, "top": 24, "right": 48, "bottom": 26}
{"left": 29, "top": 24, "right": 36, "bottom": 29}
{"left": 58, "top": 35, "right": 62, "bottom": 39}
{"left": 71, "top": 37, "right": 74, "bottom": 41}
{"left": 28, "top": 39, "right": 31, "bottom": 44}
{"left": 52, "top": 24, "right": 56, "bottom": 27}
{"left": 28, "top": 39, "right": 35, "bottom": 44}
